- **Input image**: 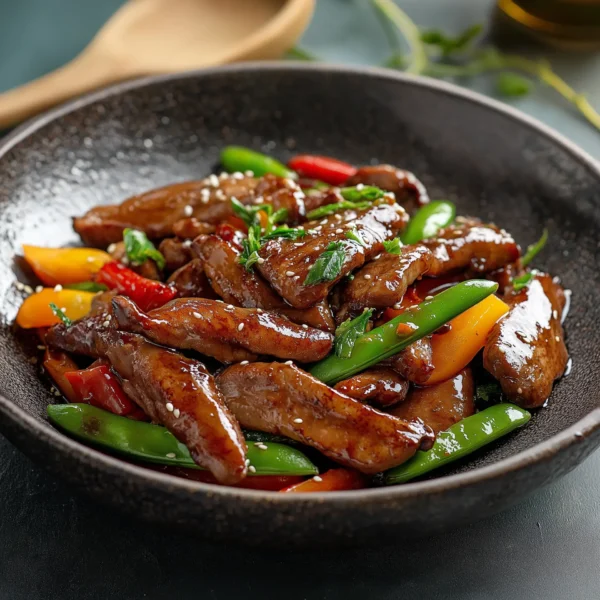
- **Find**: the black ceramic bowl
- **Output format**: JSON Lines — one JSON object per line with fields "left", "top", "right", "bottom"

{"left": 0, "top": 64, "right": 599, "bottom": 547}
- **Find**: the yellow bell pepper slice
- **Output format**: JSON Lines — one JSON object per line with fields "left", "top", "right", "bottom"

{"left": 22, "top": 245, "right": 111, "bottom": 286}
{"left": 16, "top": 288, "right": 95, "bottom": 329}
{"left": 426, "top": 294, "right": 510, "bottom": 385}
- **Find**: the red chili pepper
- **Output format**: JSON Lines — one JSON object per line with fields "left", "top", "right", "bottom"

{"left": 65, "top": 364, "right": 138, "bottom": 416}
{"left": 96, "top": 261, "right": 177, "bottom": 311}
{"left": 288, "top": 155, "right": 357, "bottom": 186}
{"left": 280, "top": 468, "right": 366, "bottom": 493}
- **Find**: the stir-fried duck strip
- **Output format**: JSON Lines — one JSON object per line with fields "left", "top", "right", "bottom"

{"left": 384, "top": 338, "right": 434, "bottom": 385}
{"left": 257, "top": 203, "right": 408, "bottom": 309}
{"left": 172, "top": 218, "right": 215, "bottom": 240}
{"left": 167, "top": 259, "right": 218, "bottom": 299}
{"left": 217, "top": 362, "right": 435, "bottom": 474}
{"left": 113, "top": 296, "right": 334, "bottom": 363}
{"left": 95, "top": 330, "right": 247, "bottom": 484}
{"left": 389, "top": 368, "right": 475, "bottom": 434}
{"left": 158, "top": 238, "right": 193, "bottom": 273}
{"left": 45, "top": 314, "right": 114, "bottom": 358}
{"left": 73, "top": 174, "right": 304, "bottom": 247}
{"left": 194, "top": 234, "right": 335, "bottom": 332}
{"left": 337, "top": 245, "right": 434, "bottom": 321}
{"left": 483, "top": 273, "right": 568, "bottom": 408}
{"left": 334, "top": 367, "right": 409, "bottom": 408}
{"left": 424, "top": 218, "right": 520, "bottom": 277}
{"left": 346, "top": 165, "right": 429, "bottom": 213}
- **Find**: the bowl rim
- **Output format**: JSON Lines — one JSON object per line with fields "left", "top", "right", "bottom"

{"left": 1, "top": 61, "right": 599, "bottom": 504}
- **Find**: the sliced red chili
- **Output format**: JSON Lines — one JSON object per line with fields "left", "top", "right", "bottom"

{"left": 288, "top": 155, "right": 357, "bottom": 186}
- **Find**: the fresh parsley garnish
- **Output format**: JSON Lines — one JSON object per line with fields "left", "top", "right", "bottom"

{"left": 303, "top": 242, "right": 346, "bottom": 286}
{"left": 65, "top": 282, "right": 109, "bottom": 293}
{"left": 49, "top": 303, "right": 72, "bottom": 327}
{"left": 123, "top": 228, "right": 165, "bottom": 270}
{"left": 383, "top": 238, "right": 403, "bottom": 254}
{"left": 261, "top": 226, "right": 307, "bottom": 242}
{"left": 239, "top": 224, "right": 262, "bottom": 271}
{"left": 345, "top": 229, "right": 365, "bottom": 246}
{"left": 496, "top": 73, "right": 532, "bottom": 98}
{"left": 334, "top": 309, "right": 374, "bottom": 358}
{"left": 512, "top": 272, "right": 534, "bottom": 291}
{"left": 306, "top": 200, "right": 371, "bottom": 220}
{"left": 522, "top": 229, "right": 548, "bottom": 267}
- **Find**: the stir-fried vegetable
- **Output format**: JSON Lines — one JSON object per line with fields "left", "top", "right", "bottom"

{"left": 382, "top": 404, "right": 531, "bottom": 484}
{"left": 42, "top": 349, "right": 79, "bottom": 403}
{"left": 48, "top": 404, "right": 319, "bottom": 476}
{"left": 280, "top": 468, "right": 366, "bottom": 492}
{"left": 521, "top": 229, "right": 548, "bottom": 266}
{"left": 220, "top": 146, "right": 295, "bottom": 179}
{"left": 16, "top": 288, "right": 95, "bottom": 328}
{"left": 123, "top": 229, "right": 166, "bottom": 270}
{"left": 311, "top": 280, "right": 498, "bottom": 384}
{"left": 426, "top": 294, "right": 510, "bottom": 385}
{"left": 288, "top": 155, "right": 357, "bottom": 186}
{"left": 334, "top": 309, "right": 374, "bottom": 359}
{"left": 306, "top": 199, "right": 371, "bottom": 220}
{"left": 400, "top": 201, "right": 456, "bottom": 244}
{"left": 22, "top": 245, "right": 111, "bottom": 286}
{"left": 96, "top": 262, "right": 177, "bottom": 312}
{"left": 303, "top": 241, "right": 347, "bottom": 286}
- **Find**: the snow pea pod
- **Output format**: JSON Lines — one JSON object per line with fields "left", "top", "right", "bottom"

{"left": 220, "top": 146, "right": 296, "bottom": 179}
{"left": 400, "top": 200, "right": 456, "bottom": 244}
{"left": 47, "top": 404, "right": 318, "bottom": 476}
{"left": 383, "top": 403, "right": 531, "bottom": 485}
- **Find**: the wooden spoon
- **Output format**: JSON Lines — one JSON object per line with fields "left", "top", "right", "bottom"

{"left": 0, "top": 0, "right": 314, "bottom": 128}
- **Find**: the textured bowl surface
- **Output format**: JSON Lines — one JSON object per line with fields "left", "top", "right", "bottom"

{"left": 0, "top": 63, "right": 599, "bottom": 547}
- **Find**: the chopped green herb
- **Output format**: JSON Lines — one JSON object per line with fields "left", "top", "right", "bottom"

{"left": 306, "top": 200, "right": 371, "bottom": 220}
{"left": 345, "top": 229, "right": 365, "bottom": 246}
{"left": 522, "top": 229, "right": 548, "bottom": 267}
{"left": 383, "top": 238, "right": 403, "bottom": 255}
{"left": 239, "top": 224, "right": 262, "bottom": 271}
{"left": 340, "top": 185, "right": 385, "bottom": 202}
{"left": 123, "top": 229, "right": 165, "bottom": 270}
{"left": 261, "top": 227, "right": 307, "bottom": 242}
{"left": 231, "top": 197, "right": 270, "bottom": 228}
{"left": 420, "top": 24, "right": 483, "bottom": 57}
{"left": 65, "top": 282, "right": 109, "bottom": 293}
{"left": 496, "top": 73, "right": 532, "bottom": 97}
{"left": 270, "top": 208, "right": 288, "bottom": 225}
{"left": 513, "top": 272, "right": 534, "bottom": 291}
{"left": 49, "top": 303, "right": 72, "bottom": 327}
{"left": 303, "top": 242, "right": 346, "bottom": 286}
{"left": 334, "top": 309, "right": 374, "bottom": 359}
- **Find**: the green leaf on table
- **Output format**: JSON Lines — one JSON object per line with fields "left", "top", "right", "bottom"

{"left": 334, "top": 309, "right": 375, "bottom": 359}
{"left": 420, "top": 24, "right": 483, "bottom": 57}
{"left": 496, "top": 72, "right": 532, "bottom": 97}
{"left": 304, "top": 242, "right": 346, "bottom": 286}
{"left": 123, "top": 229, "right": 166, "bottom": 270}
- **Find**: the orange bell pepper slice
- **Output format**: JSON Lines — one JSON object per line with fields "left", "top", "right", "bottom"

{"left": 280, "top": 468, "right": 366, "bottom": 493}
{"left": 16, "top": 288, "right": 95, "bottom": 329}
{"left": 425, "top": 294, "right": 510, "bottom": 385}
{"left": 22, "top": 245, "right": 111, "bottom": 286}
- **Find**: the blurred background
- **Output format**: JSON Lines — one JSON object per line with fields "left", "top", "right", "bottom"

{"left": 0, "top": 0, "right": 598, "bottom": 155}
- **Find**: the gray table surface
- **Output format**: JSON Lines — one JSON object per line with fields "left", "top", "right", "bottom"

{"left": 1, "top": 1, "right": 599, "bottom": 598}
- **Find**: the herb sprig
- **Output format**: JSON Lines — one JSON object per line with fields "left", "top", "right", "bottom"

{"left": 303, "top": 242, "right": 347, "bottom": 286}
{"left": 334, "top": 309, "right": 374, "bottom": 359}
{"left": 49, "top": 303, "right": 72, "bottom": 327}
{"left": 123, "top": 228, "right": 166, "bottom": 270}
{"left": 383, "top": 238, "right": 403, "bottom": 255}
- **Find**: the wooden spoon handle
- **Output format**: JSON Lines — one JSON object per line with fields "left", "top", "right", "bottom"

{"left": 0, "top": 51, "right": 118, "bottom": 129}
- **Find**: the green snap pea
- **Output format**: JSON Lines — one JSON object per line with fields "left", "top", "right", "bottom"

{"left": 400, "top": 201, "right": 456, "bottom": 244}
{"left": 310, "top": 279, "right": 498, "bottom": 385}
{"left": 220, "top": 146, "right": 296, "bottom": 179}
{"left": 48, "top": 404, "right": 318, "bottom": 476}
{"left": 383, "top": 404, "right": 531, "bottom": 485}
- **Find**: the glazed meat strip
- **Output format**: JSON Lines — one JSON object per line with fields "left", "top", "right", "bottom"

{"left": 333, "top": 367, "right": 409, "bottom": 408}
{"left": 424, "top": 218, "right": 520, "bottom": 277}
{"left": 94, "top": 330, "right": 247, "bottom": 484}
{"left": 171, "top": 218, "right": 215, "bottom": 240}
{"left": 337, "top": 245, "right": 434, "bottom": 322}
{"left": 257, "top": 203, "right": 408, "bottom": 309}
{"left": 158, "top": 238, "right": 193, "bottom": 273}
{"left": 390, "top": 368, "right": 475, "bottom": 434}
{"left": 73, "top": 173, "right": 305, "bottom": 247}
{"left": 346, "top": 165, "right": 429, "bottom": 213}
{"left": 194, "top": 234, "right": 335, "bottom": 332}
{"left": 217, "top": 362, "right": 435, "bottom": 474}
{"left": 384, "top": 338, "right": 434, "bottom": 385}
{"left": 167, "top": 259, "right": 219, "bottom": 299}
{"left": 112, "top": 296, "right": 333, "bottom": 363}
{"left": 483, "top": 273, "right": 568, "bottom": 408}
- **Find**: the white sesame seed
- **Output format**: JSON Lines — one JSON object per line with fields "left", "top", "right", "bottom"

{"left": 60, "top": 307, "right": 67, "bottom": 312}
{"left": 208, "top": 174, "right": 219, "bottom": 187}
{"left": 356, "top": 183, "right": 365, "bottom": 191}
{"left": 256, "top": 308, "right": 263, "bottom": 313}
{"left": 219, "top": 172, "right": 229, "bottom": 180}
{"left": 364, "top": 274, "right": 372, "bottom": 280}
{"left": 240, "top": 360, "right": 249, "bottom": 365}
{"left": 215, "top": 189, "right": 225, "bottom": 200}
{"left": 294, "top": 276, "right": 300, "bottom": 281}
{"left": 121, "top": 256, "right": 129, "bottom": 265}
{"left": 294, "top": 242, "right": 304, "bottom": 247}
{"left": 302, "top": 324, "right": 308, "bottom": 329}
{"left": 334, "top": 214, "right": 343, "bottom": 221}
{"left": 86, "top": 256, "right": 95, "bottom": 263}
{"left": 173, "top": 408, "right": 181, "bottom": 418}
{"left": 285, "top": 360, "right": 293, "bottom": 366}
{"left": 238, "top": 323, "right": 245, "bottom": 331}
{"left": 37, "top": 345, "right": 46, "bottom": 350}
{"left": 192, "top": 312, "right": 201, "bottom": 319}
{"left": 313, "top": 226, "right": 322, "bottom": 232}
{"left": 257, "top": 257, "right": 265, "bottom": 264}
{"left": 166, "top": 452, "right": 176, "bottom": 458}
{"left": 553, "top": 310, "right": 558, "bottom": 319}
{"left": 425, "top": 295, "right": 434, "bottom": 300}
{"left": 244, "top": 170, "right": 254, "bottom": 177}
{"left": 107, "top": 243, "right": 117, "bottom": 253}
{"left": 284, "top": 178, "right": 295, "bottom": 187}
{"left": 53, "top": 284, "right": 63, "bottom": 293}
{"left": 286, "top": 271, "right": 295, "bottom": 277}
{"left": 257, "top": 443, "right": 268, "bottom": 450}
{"left": 232, "top": 171, "right": 244, "bottom": 180}
{"left": 393, "top": 303, "right": 402, "bottom": 309}
{"left": 15, "top": 281, "right": 25, "bottom": 291}
{"left": 183, "top": 205, "right": 193, "bottom": 217}
{"left": 313, "top": 476, "right": 323, "bottom": 482}
{"left": 182, "top": 239, "right": 192, "bottom": 248}
{"left": 555, "top": 336, "right": 560, "bottom": 342}
{"left": 335, "top": 228, "right": 343, "bottom": 234}
{"left": 23, "top": 285, "right": 33, "bottom": 295}
{"left": 517, "top": 388, "right": 523, "bottom": 394}
{"left": 320, "top": 219, "right": 328, "bottom": 225}
{"left": 248, "top": 465, "right": 257, "bottom": 473}
{"left": 374, "top": 254, "right": 382, "bottom": 260}
{"left": 226, "top": 304, "right": 234, "bottom": 309}
{"left": 293, "top": 417, "right": 303, "bottom": 424}
{"left": 102, "top": 320, "right": 110, "bottom": 328}
{"left": 166, "top": 402, "right": 174, "bottom": 412}
{"left": 245, "top": 458, "right": 251, "bottom": 466}
{"left": 35, "top": 285, "right": 43, "bottom": 293}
